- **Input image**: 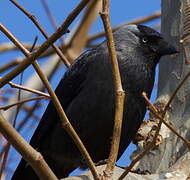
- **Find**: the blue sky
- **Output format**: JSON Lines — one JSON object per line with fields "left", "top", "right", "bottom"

{"left": 0, "top": 1, "right": 161, "bottom": 179}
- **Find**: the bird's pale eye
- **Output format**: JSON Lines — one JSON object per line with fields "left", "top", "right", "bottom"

{"left": 141, "top": 36, "right": 148, "bottom": 43}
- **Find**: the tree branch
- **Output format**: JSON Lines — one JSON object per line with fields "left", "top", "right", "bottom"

{"left": 88, "top": 11, "right": 161, "bottom": 43}
{"left": 0, "top": 113, "right": 58, "bottom": 180}
{"left": 0, "top": 22, "right": 99, "bottom": 179}
{"left": 100, "top": 0, "right": 125, "bottom": 178}
{"left": 10, "top": 0, "right": 70, "bottom": 67}
{"left": 7, "top": 81, "right": 50, "bottom": 98}
{"left": 0, "top": 0, "right": 90, "bottom": 88}
{"left": 0, "top": 96, "right": 48, "bottom": 111}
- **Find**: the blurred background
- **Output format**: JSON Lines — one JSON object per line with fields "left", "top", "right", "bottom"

{"left": 0, "top": 1, "right": 161, "bottom": 179}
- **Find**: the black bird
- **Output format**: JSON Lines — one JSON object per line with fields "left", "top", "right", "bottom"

{"left": 12, "top": 24, "right": 178, "bottom": 179}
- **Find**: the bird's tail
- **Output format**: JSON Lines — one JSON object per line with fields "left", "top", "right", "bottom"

{"left": 11, "top": 156, "right": 75, "bottom": 180}
{"left": 11, "top": 158, "right": 39, "bottom": 180}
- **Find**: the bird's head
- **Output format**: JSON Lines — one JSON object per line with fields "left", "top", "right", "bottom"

{"left": 113, "top": 24, "right": 178, "bottom": 65}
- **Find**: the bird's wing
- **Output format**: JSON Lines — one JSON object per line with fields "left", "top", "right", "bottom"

{"left": 11, "top": 48, "right": 101, "bottom": 180}
{"left": 29, "top": 49, "right": 98, "bottom": 148}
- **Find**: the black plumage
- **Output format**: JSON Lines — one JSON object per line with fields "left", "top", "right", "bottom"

{"left": 12, "top": 24, "right": 178, "bottom": 179}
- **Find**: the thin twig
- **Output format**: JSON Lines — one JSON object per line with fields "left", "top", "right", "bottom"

{"left": 0, "top": 0, "right": 90, "bottom": 88}
{"left": 0, "top": 142, "right": 9, "bottom": 159}
{"left": 21, "top": 104, "right": 41, "bottom": 121}
{"left": 0, "top": 42, "right": 39, "bottom": 53}
{"left": 0, "top": 59, "right": 22, "bottom": 73}
{"left": 119, "top": 68, "right": 190, "bottom": 179}
{"left": 0, "top": 141, "right": 10, "bottom": 180}
{"left": 118, "top": 92, "right": 163, "bottom": 180}
{"left": 64, "top": 0, "right": 102, "bottom": 63}
{"left": 40, "top": 0, "right": 65, "bottom": 47}
{"left": 142, "top": 93, "right": 190, "bottom": 150}
{"left": 66, "top": 0, "right": 101, "bottom": 53}
{"left": 142, "top": 92, "right": 158, "bottom": 113}
{"left": 151, "top": 110, "right": 190, "bottom": 150}
{"left": 40, "top": 0, "right": 59, "bottom": 31}
{"left": 88, "top": 11, "right": 161, "bottom": 43}
{"left": 100, "top": 0, "right": 125, "bottom": 178}
{"left": 118, "top": 143, "right": 154, "bottom": 180}
{"left": 119, "top": 120, "right": 161, "bottom": 180}
{"left": 9, "top": 0, "right": 70, "bottom": 67}
{"left": 17, "top": 101, "right": 41, "bottom": 132}
{"left": 0, "top": 20, "right": 99, "bottom": 179}
{"left": 8, "top": 81, "right": 50, "bottom": 98}
{"left": 0, "top": 96, "right": 48, "bottom": 111}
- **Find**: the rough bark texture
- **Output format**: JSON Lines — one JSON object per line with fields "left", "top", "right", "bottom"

{"left": 133, "top": 0, "right": 190, "bottom": 174}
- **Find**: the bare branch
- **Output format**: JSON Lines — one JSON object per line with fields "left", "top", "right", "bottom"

{"left": 142, "top": 93, "right": 190, "bottom": 151}
{"left": 0, "top": 0, "right": 90, "bottom": 88}
{"left": 0, "top": 20, "right": 99, "bottom": 179}
{"left": 0, "top": 142, "right": 10, "bottom": 180}
{"left": 88, "top": 11, "right": 161, "bottom": 43}
{"left": 118, "top": 143, "right": 154, "bottom": 180}
{"left": 0, "top": 96, "right": 48, "bottom": 111}
{"left": 0, "top": 42, "right": 38, "bottom": 53}
{"left": 8, "top": 81, "right": 50, "bottom": 98}
{"left": 100, "top": 0, "right": 125, "bottom": 178}
{"left": 0, "top": 113, "right": 58, "bottom": 180}
{"left": 66, "top": 0, "right": 102, "bottom": 61}
{"left": 9, "top": 0, "right": 70, "bottom": 67}
{"left": 118, "top": 92, "right": 164, "bottom": 180}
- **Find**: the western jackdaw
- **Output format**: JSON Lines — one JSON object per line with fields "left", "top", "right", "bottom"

{"left": 12, "top": 24, "right": 178, "bottom": 179}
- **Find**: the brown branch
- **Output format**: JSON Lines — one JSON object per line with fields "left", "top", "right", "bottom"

{"left": 9, "top": 0, "right": 70, "bottom": 67}
{"left": 142, "top": 93, "right": 190, "bottom": 151}
{"left": 118, "top": 143, "right": 154, "bottom": 180}
{"left": 66, "top": 0, "right": 101, "bottom": 61}
{"left": 0, "top": 141, "right": 10, "bottom": 180}
{"left": 0, "top": 113, "right": 58, "bottom": 180}
{"left": 0, "top": 42, "right": 39, "bottom": 53}
{"left": 17, "top": 102, "right": 41, "bottom": 132}
{"left": 119, "top": 60, "right": 190, "bottom": 179}
{"left": 0, "top": 96, "right": 48, "bottom": 111}
{"left": 100, "top": 0, "right": 125, "bottom": 178}
{"left": 40, "top": 0, "right": 59, "bottom": 31}
{"left": 0, "top": 141, "right": 9, "bottom": 159}
{"left": 20, "top": 104, "right": 41, "bottom": 121}
{"left": 142, "top": 92, "right": 158, "bottom": 113}
{"left": 88, "top": 11, "right": 161, "bottom": 43}
{"left": 8, "top": 81, "right": 50, "bottom": 98}
{"left": 40, "top": 0, "right": 65, "bottom": 48}
{"left": 118, "top": 92, "right": 163, "bottom": 180}
{"left": 0, "top": 20, "right": 99, "bottom": 179}
{"left": 0, "top": 58, "right": 22, "bottom": 73}
{"left": 0, "top": 0, "right": 90, "bottom": 88}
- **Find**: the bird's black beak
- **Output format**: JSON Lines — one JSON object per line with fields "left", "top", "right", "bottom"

{"left": 158, "top": 40, "right": 179, "bottom": 56}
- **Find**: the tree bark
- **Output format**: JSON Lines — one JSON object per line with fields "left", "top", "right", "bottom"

{"left": 134, "top": 0, "right": 190, "bottom": 173}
